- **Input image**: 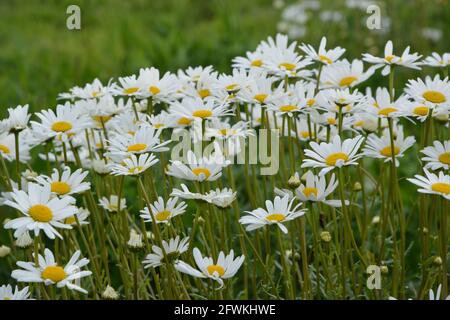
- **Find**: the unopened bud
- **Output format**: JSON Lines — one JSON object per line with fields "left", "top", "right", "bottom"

{"left": 353, "top": 182, "right": 362, "bottom": 191}
{"left": 287, "top": 174, "right": 301, "bottom": 189}
{"left": 372, "top": 216, "right": 380, "bottom": 225}
{"left": 0, "top": 245, "right": 11, "bottom": 258}
{"left": 102, "top": 285, "right": 119, "bottom": 300}
{"left": 422, "top": 227, "right": 429, "bottom": 235}
{"left": 381, "top": 265, "right": 389, "bottom": 274}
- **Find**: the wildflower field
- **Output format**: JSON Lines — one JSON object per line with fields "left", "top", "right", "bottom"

{"left": 0, "top": 0, "right": 449, "bottom": 301}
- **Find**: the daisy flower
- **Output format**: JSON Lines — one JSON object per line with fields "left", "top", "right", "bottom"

{"left": 59, "top": 78, "right": 113, "bottom": 100}
{"left": 11, "top": 249, "right": 92, "bottom": 294}
{"left": 362, "top": 40, "right": 421, "bottom": 76}
{"left": 302, "top": 135, "right": 365, "bottom": 175}
{"left": 99, "top": 195, "right": 126, "bottom": 213}
{"left": 239, "top": 195, "right": 306, "bottom": 233}
{"left": 169, "top": 97, "right": 233, "bottom": 122}
{"left": 421, "top": 140, "right": 450, "bottom": 171}
{"left": 204, "top": 188, "right": 237, "bottom": 208}
{"left": 232, "top": 48, "right": 265, "bottom": 70}
{"left": 407, "top": 169, "right": 450, "bottom": 200}
{"left": 64, "top": 208, "right": 90, "bottom": 226}
{"left": 363, "top": 128, "right": 416, "bottom": 166}
{"left": 320, "top": 88, "right": 364, "bottom": 111}
{"left": 170, "top": 184, "right": 205, "bottom": 201}
{"left": 32, "top": 102, "right": 92, "bottom": 141}
{"left": 137, "top": 67, "right": 179, "bottom": 102}
{"left": 364, "top": 87, "right": 408, "bottom": 119}
{"left": 143, "top": 236, "right": 189, "bottom": 269}
{"left": 140, "top": 196, "right": 187, "bottom": 224}
{"left": 107, "top": 153, "right": 159, "bottom": 176}
{"left": 175, "top": 248, "right": 245, "bottom": 288}
{"left": 106, "top": 125, "right": 170, "bottom": 158}
{"left": 238, "top": 72, "right": 284, "bottom": 105}
{"left": 112, "top": 74, "right": 143, "bottom": 97}
{"left": 320, "top": 59, "right": 374, "bottom": 89}
{"left": 421, "top": 52, "right": 450, "bottom": 68}
{"left": 3, "top": 183, "right": 77, "bottom": 239}
{"left": 178, "top": 65, "right": 216, "bottom": 83}
{"left": 7, "top": 104, "right": 30, "bottom": 133}
{"left": 147, "top": 111, "right": 176, "bottom": 130}
{"left": 299, "top": 36, "right": 346, "bottom": 65}
{"left": 0, "top": 285, "right": 32, "bottom": 300}
{"left": 0, "top": 132, "right": 32, "bottom": 163}
{"left": 166, "top": 150, "right": 227, "bottom": 182}
{"left": 294, "top": 171, "right": 348, "bottom": 207}
{"left": 34, "top": 167, "right": 90, "bottom": 197}
{"left": 405, "top": 75, "right": 450, "bottom": 108}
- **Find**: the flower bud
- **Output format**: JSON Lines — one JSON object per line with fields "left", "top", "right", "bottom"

{"left": 102, "top": 285, "right": 119, "bottom": 300}
{"left": 433, "top": 256, "right": 443, "bottom": 266}
{"left": 287, "top": 173, "right": 301, "bottom": 189}
{"left": 353, "top": 182, "right": 362, "bottom": 191}
{"left": 380, "top": 265, "right": 389, "bottom": 274}
{"left": 0, "top": 245, "right": 11, "bottom": 258}
{"left": 371, "top": 216, "right": 380, "bottom": 225}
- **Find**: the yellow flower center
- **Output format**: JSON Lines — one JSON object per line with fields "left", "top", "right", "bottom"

{"left": 198, "top": 89, "right": 210, "bottom": 99}
{"left": 219, "top": 128, "right": 236, "bottom": 136}
{"left": 380, "top": 146, "right": 400, "bottom": 157}
{"left": 177, "top": 117, "right": 192, "bottom": 125}
{"left": 319, "top": 55, "right": 333, "bottom": 64}
{"left": 149, "top": 86, "right": 160, "bottom": 95}
{"left": 28, "top": 204, "right": 53, "bottom": 222}
{"left": 123, "top": 87, "right": 139, "bottom": 95}
{"left": 91, "top": 91, "right": 100, "bottom": 98}
{"left": 300, "top": 131, "right": 310, "bottom": 138}
{"left": 155, "top": 210, "right": 171, "bottom": 222}
{"left": 128, "top": 166, "right": 144, "bottom": 174}
{"left": 207, "top": 264, "right": 225, "bottom": 276}
{"left": 266, "top": 213, "right": 286, "bottom": 222}
{"left": 41, "top": 265, "right": 67, "bottom": 282}
{"left": 254, "top": 94, "right": 268, "bottom": 103}
{"left": 226, "top": 84, "right": 239, "bottom": 92}
{"left": 279, "top": 105, "right": 298, "bottom": 112}
{"left": 251, "top": 59, "right": 263, "bottom": 67}
{"left": 306, "top": 98, "right": 316, "bottom": 107}
{"left": 354, "top": 120, "right": 364, "bottom": 127}
{"left": 385, "top": 55, "right": 396, "bottom": 62}
{"left": 378, "top": 107, "right": 398, "bottom": 116}
{"left": 279, "top": 62, "right": 296, "bottom": 70}
{"left": 51, "top": 121, "right": 73, "bottom": 133}
{"left": 327, "top": 118, "right": 336, "bottom": 125}
{"left": 303, "top": 187, "right": 318, "bottom": 197}
{"left": 192, "top": 168, "right": 211, "bottom": 179}
{"left": 192, "top": 109, "right": 213, "bottom": 119}
{"left": 93, "top": 115, "right": 112, "bottom": 123}
{"left": 438, "top": 152, "right": 450, "bottom": 165}
{"left": 413, "top": 106, "right": 429, "bottom": 116}
{"left": 51, "top": 181, "right": 71, "bottom": 195}
{"left": 431, "top": 182, "right": 450, "bottom": 195}
{"left": 153, "top": 123, "right": 164, "bottom": 129}
{"left": 325, "top": 152, "right": 349, "bottom": 166}
{"left": 64, "top": 215, "right": 77, "bottom": 225}
{"left": 0, "top": 144, "right": 10, "bottom": 154}
{"left": 339, "top": 76, "right": 358, "bottom": 87}
{"left": 127, "top": 143, "right": 148, "bottom": 152}
{"left": 423, "top": 90, "right": 446, "bottom": 104}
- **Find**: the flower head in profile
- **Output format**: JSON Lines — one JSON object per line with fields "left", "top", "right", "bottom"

{"left": 143, "top": 236, "right": 189, "bottom": 269}
{"left": 4, "top": 183, "right": 77, "bottom": 239}
{"left": 421, "top": 140, "right": 450, "bottom": 171}
{"left": 7, "top": 104, "right": 31, "bottom": 133}
{"left": 140, "top": 196, "right": 187, "bottom": 224}
{"left": 302, "top": 135, "right": 364, "bottom": 175}
{"left": 175, "top": 248, "right": 244, "bottom": 288}
{"left": 363, "top": 40, "right": 421, "bottom": 76}
{"left": 0, "top": 285, "right": 32, "bottom": 300}
{"left": 12, "top": 249, "right": 92, "bottom": 294}
{"left": 107, "top": 153, "right": 159, "bottom": 176}
{"left": 408, "top": 169, "right": 450, "bottom": 200}
{"left": 363, "top": 127, "right": 416, "bottom": 166}
{"left": 299, "top": 36, "right": 345, "bottom": 65}
{"left": 239, "top": 195, "right": 306, "bottom": 233}
{"left": 99, "top": 195, "right": 126, "bottom": 213}
{"left": 166, "top": 150, "right": 227, "bottom": 182}
{"left": 421, "top": 53, "right": 450, "bottom": 68}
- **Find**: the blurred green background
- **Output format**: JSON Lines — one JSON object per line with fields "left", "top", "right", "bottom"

{"left": 0, "top": 0, "right": 448, "bottom": 113}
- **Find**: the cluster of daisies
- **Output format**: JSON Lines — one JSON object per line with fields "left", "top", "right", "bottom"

{"left": 0, "top": 33, "right": 449, "bottom": 300}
